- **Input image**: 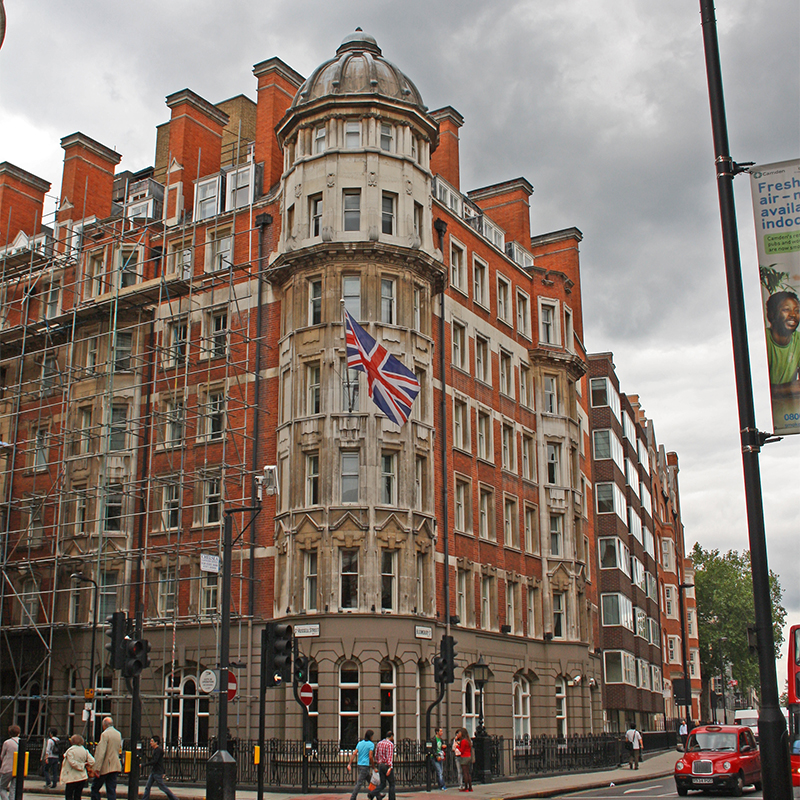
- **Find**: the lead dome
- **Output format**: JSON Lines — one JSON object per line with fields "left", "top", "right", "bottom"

{"left": 290, "top": 30, "right": 427, "bottom": 111}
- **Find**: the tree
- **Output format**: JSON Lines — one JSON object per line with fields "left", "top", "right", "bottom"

{"left": 690, "top": 544, "right": 786, "bottom": 708}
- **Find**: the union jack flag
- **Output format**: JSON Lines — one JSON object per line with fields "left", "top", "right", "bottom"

{"left": 344, "top": 308, "right": 420, "bottom": 426}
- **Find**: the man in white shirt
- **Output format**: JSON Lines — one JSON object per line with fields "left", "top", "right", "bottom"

{"left": 625, "top": 723, "right": 643, "bottom": 770}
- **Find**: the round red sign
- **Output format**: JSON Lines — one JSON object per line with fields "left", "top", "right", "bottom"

{"left": 299, "top": 682, "right": 314, "bottom": 707}
{"left": 227, "top": 670, "right": 238, "bottom": 702}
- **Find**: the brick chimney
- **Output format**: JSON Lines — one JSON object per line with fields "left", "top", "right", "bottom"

{"left": 429, "top": 107, "right": 464, "bottom": 192}
{"left": 252, "top": 58, "right": 304, "bottom": 195}
{"left": 0, "top": 162, "right": 51, "bottom": 247}
{"left": 162, "top": 89, "right": 229, "bottom": 221}
{"left": 58, "top": 133, "right": 121, "bottom": 224}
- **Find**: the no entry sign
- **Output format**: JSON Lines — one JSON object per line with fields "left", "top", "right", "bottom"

{"left": 299, "top": 682, "right": 313, "bottom": 707}
{"left": 227, "top": 670, "right": 238, "bottom": 701}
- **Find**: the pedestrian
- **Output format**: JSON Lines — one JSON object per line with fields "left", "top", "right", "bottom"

{"left": 59, "top": 734, "right": 95, "bottom": 800}
{"left": 452, "top": 729, "right": 463, "bottom": 790}
{"left": 457, "top": 729, "right": 472, "bottom": 792}
{"left": 431, "top": 726, "right": 446, "bottom": 790}
{"left": 678, "top": 720, "right": 688, "bottom": 749}
{"left": 141, "top": 736, "right": 176, "bottom": 800}
{"left": 90, "top": 717, "right": 122, "bottom": 800}
{"left": 368, "top": 730, "right": 395, "bottom": 800}
{"left": 0, "top": 725, "right": 20, "bottom": 800}
{"left": 44, "top": 728, "right": 61, "bottom": 788}
{"left": 625, "top": 722, "right": 643, "bottom": 770}
{"left": 346, "top": 729, "right": 375, "bottom": 800}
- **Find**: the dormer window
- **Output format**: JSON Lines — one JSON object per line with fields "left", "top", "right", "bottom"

{"left": 195, "top": 176, "right": 221, "bottom": 221}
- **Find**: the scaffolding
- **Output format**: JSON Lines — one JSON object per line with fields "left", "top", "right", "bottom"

{"left": 0, "top": 134, "right": 270, "bottom": 743}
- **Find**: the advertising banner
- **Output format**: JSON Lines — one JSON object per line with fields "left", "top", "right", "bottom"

{"left": 749, "top": 159, "right": 800, "bottom": 435}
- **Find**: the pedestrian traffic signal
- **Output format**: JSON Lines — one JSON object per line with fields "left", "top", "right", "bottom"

{"left": 294, "top": 654, "right": 309, "bottom": 686}
{"left": 105, "top": 612, "right": 127, "bottom": 670}
{"left": 434, "top": 655, "right": 447, "bottom": 684}
{"left": 263, "top": 622, "right": 293, "bottom": 687}
{"left": 122, "top": 638, "right": 151, "bottom": 678}
{"left": 441, "top": 635, "right": 457, "bottom": 684}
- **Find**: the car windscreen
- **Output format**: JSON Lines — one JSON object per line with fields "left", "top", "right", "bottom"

{"left": 687, "top": 732, "right": 737, "bottom": 752}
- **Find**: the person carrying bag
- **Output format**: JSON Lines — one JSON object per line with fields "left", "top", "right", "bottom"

{"left": 59, "top": 735, "right": 95, "bottom": 800}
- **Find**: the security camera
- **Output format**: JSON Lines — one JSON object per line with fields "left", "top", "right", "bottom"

{"left": 263, "top": 465, "right": 278, "bottom": 495}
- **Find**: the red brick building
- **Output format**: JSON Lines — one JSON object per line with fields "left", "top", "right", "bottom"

{"left": 0, "top": 31, "right": 603, "bottom": 745}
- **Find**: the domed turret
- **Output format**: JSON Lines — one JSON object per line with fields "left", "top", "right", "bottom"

{"left": 290, "top": 29, "right": 426, "bottom": 111}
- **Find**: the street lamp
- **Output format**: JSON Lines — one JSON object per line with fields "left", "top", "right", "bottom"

{"left": 71, "top": 573, "right": 98, "bottom": 740}
{"left": 678, "top": 582, "right": 694, "bottom": 736}
{"left": 472, "top": 657, "right": 492, "bottom": 784}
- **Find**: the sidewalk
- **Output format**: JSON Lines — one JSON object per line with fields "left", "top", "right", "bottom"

{"left": 21, "top": 749, "right": 678, "bottom": 800}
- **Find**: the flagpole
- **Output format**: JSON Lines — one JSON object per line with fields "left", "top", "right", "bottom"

{"left": 341, "top": 299, "right": 355, "bottom": 413}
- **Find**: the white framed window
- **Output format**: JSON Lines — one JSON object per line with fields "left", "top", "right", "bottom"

{"left": 308, "top": 278, "right": 322, "bottom": 325}
{"left": 74, "top": 488, "right": 88, "bottom": 536}
{"left": 502, "top": 423, "right": 515, "bottom": 471}
{"left": 477, "top": 410, "right": 492, "bottom": 460}
{"left": 26, "top": 498, "right": 45, "bottom": 547}
{"left": 166, "top": 241, "right": 193, "bottom": 278}
{"left": 555, "top": 677, "right": 567, "bottom": 737}
{"left": 452, "top": 321, "right": 466, "bottom": 369}
{"left": 165, "top": 398, "right": 185, "bottom": 445}
{"left": 381, "top": 192, "right": 397, "bottom": 235}
{"left": 516, "top": 290, "right": 531, "bottom": 338}
{"left": 345, "top": 120, "right": 361, "bottom": 149}
{"left": 519, "top": 364, "right": 532, "bottom": 408}
{"left": 497, "top": 276, "right": 511, "bottom": 323}
{"left": 413, "top": 285, "right": 422, "bottom": 331}
{"left": 205, "top": 310, "right": 228, "bottom": 359}
{"left": 592, "top": 429, "right": 624, "bottom": 470}
{"left": 524, "top": 505, "right": 538, "bottom": 553}
{"left": 504, "top": 496, "right": 519, "bottom": 548}
{"left": 380, "top": 123, "right": 394, "bottom": 152}
{"left": 88, "top": 251, "right": 105, "bottom": 297}
{"left": 343, "top": 189, "right": 361, "bottom": 231}
{"left": 195, "top": 176, "right": 221, "bottom": 221}
{"left": 564, "top": 306, "right": 574, "bottom": 351}
{"left": 598, "top": 537, "right": 631, "bottom": 576}
{"left": 169, "top": 319, "right": 188, "bottom": 368}
{"left": 118, "top": 247, "right": 140, "bottom": 288}
{"left": 521, "top": 433, "right": 534, "bottom": 481}
{"left": 44, "top": 282, "right": 61, "bottom": 319}
{"left": 305, "top": 453, "right": 320, "bottom": 506}
{"left": 162, "top": 480, "right": 181, "bottom": 529}
{"left": 595, "top": 482, "right": 626, "bottom": 520}
{"left": 499, "top": 349, "right": 513, "bottom": 396}
{"left": 527, "top": 585, "right": 539, "bottom": 638}
{"left": 226, "top": 164, "right": 254, "bottom": 210}
{"left": 304, "top": 550, "right": 318, "bottom": 611}
{"left": 462, "top": 673, "right": 478, "bottom": 737}
{"left": 41, "top": 353, "right": 59, "bottom": 392}
{"left": 380, "top": 551, "right": 397, "bottom": 611}
{"left": 342, "top": 364, "right": 361, "bottom": 412}
{"left": 201, "top": 390, "right": 225, "bottom": 440}
{"left": 475, "top": 335, "right": 490, "bottom": 383}
{"left": 539, "top": 299, "right": 559, "bottom": 345}
{"left": 549, "top": 514, "right": 563, "bottom": 557}
{"left": 33, "top": 427, "right": 48, "bottom": 470}
{"left": 552, "top": 591, "right": 565, "bottom": 639}
{"left": 309, "top": 194, "right": 323, "bottom": 237}
{"left": 479, "top": 487, "right": 493, "bottom": 541}
{"left": 506, "top": 581, "right": 519, "bottom": 633}
{"left": 314, "top": 124, "right": 327, "bottom": 154}
{"left": 473, "top": 256, "right": 488, "bottom": 307}
{"left": 206, "top": 229, "right": 232, "bottom": 272}
{"left": 453, "top": 398, "right": 469, "bottom": 449}
{"left": 590, "top": 377, "right": 621, "bottom": 419}
{"left": 341, "top": 450, "right": 360, "bottom": 503}
{"left": 544, "top": 375, "right": 558, "bottom": 414}
{"left": 105, "top": 484, "right": 123, "bottom": 532}
{"left": 601, "top": 593, "right": 634, "bottom": 629}
{"left": 546, "top": 442, "right": 561, "bottom": 484}
{"left": 414, "top": 455, "right": 425, "bottom": 511}
{"left": 451, "top": 240, "right": 466, "bottom": 292}
{"left": 381, "top": 452, "right": 397, "bottom": 505}
{"left": 661, "top": 538, "right": 674, "bottom": 572}
{"left": 342, "top": 275, "right": 360, "bottom": 319}
{"left": 204, "top": 473, "right": 222, "bottom": 524}
{"left": 454, "top": 475, "right": 470, "bottom": 533}
{"left": 381, "top": 278, "right": 395, "bottom": 324}
{"left": 164, "top": 672, "right": 210, "bottom": 746}
{"left": 339, "top": 661, "right": 360, "bottom": 747}
{"left": 306, "top": 361, "right": 321, "bottom": 415}
{"left": 481, "top": 575, "right": 495, "bottom": 629}
{"left": 456, "top": 568, "right": 468, "bottom": 624}
{"left": 19, "top": 578, "right": 39, "bottom": 623}
{"left": 200, "top": 572, "right": 218, "bottom": 619}
{"left": 340, "top": 549, "right": 359, "bottom": 609}
{"left": 157, "top": 565, "right": 177, "bottom": 617}
{"left": 109, "top": 405, "right": 127, "bottom": 451}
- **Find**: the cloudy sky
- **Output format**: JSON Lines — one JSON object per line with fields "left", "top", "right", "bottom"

{"left": 2, "top": 1, "right": 798, "bottom": 673}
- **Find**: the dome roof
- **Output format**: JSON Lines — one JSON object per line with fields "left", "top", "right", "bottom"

{"left": 290, "top": 29, "right": 426, "bottom": 111}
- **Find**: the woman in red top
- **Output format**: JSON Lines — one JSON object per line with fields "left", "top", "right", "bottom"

{"left": 458, "top": 729, "right": 472, "bottom": 791}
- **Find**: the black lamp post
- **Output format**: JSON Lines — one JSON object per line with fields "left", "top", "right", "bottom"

{"left": 678, "top": 582, "right": 694, "bottom": 736}
{"left": 72, "top": 572, "right": 98, "bottom": 740}
{"left": 472, "top": 657, "right": 492, "bottom": 783}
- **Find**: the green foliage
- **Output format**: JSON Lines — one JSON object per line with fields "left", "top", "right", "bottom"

{"left": 690, "top": 543, "right": 786, "bottom": 702}
{"left": 760, "top": 264, "right": 793, "bottom": 294}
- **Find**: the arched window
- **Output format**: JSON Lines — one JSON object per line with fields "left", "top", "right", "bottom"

{"left": 512, "top": 675, "right": 531, "bottom": 740}
{"left": 93, "top": 672, "right": 113, "bottom": 742}
{"left": 164, "top": 672, "right": 210, "bottom": 745}
{"left": 462, "top": 671, "right": 477, "bottom": 736}
{"left": 67, "top": 669, "right": 79, "bottom": 736}
{"left": 15, "top": 678, "right": 43, "bottom": 736}
{"left": 380, "top": 660, "right": 395, "bottom": 738}
{"left": 555, "top": 677, "right": 567, "bottom": 738}
{"left": 339, "top": 661, "right": 359, "bottom": 748}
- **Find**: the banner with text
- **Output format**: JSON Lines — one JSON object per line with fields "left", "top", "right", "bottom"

{"left": 749, "top": 158, "right": 800, "bottom": 435}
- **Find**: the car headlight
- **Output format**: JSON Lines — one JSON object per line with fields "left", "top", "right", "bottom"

{"left": 676, "top": 760, "right": 685, "bottom": 771}
{"left": 722, "top": 761, "right": 732, "bottom": 771}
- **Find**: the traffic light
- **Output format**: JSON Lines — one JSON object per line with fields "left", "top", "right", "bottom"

{"left": 122, "top": 638, "right": 151, "bottom": 678}
{"left": 105, "top": 612, "right": 127, "bottom": 670}
{"left": 441, "top": 634, "right": 457, "bottom": 684}
{"left": 434, "top": 655, "right": 447, "bottom": 684}
{"left": 294, "top": 654, "right": 309, "bottom": 686}
{"left": 263, "top": 622, "right": 293, "bottom": 687}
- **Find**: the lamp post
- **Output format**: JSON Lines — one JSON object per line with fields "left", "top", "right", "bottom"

{"left": 472, "top": 657, "right": 491, "bottom": 784}
{"left": 678, "top": 582, "right": 694, "bottom": 736}
{"left": 718, "top": 637, "right": 728, "bottom": 724}
{"left": 72, "top": 572, "right": 98, "bottom": 740}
